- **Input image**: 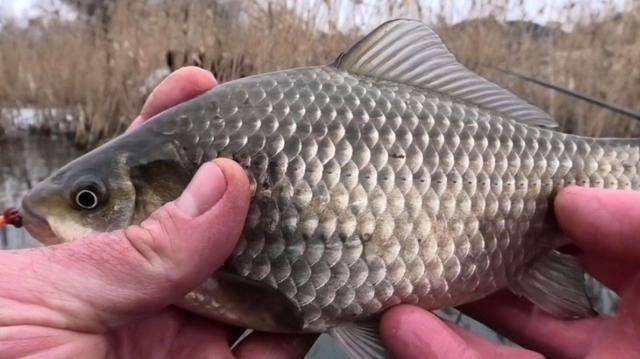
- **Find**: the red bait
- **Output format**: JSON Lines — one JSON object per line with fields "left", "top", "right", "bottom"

{"left": 0, "top": 207, "right": 22, "bottom": 228}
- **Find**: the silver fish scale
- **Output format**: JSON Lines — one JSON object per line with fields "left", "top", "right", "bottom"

{"left": 155, "top": 66, "right": 640, "bottom": 331}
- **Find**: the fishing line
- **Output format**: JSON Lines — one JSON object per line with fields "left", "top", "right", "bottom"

{"left": 488, "top": 66, "right": 640, "bottom": 122}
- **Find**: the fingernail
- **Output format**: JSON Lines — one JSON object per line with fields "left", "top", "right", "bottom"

{"left": 176, "top": 161, "right": 226, "bottom": 217}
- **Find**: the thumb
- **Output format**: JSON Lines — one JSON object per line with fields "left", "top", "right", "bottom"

{"left": 0, "top": 159, "right": 250, "bottom": 332}
{"left": 555, "top": 186, "right": 640, "bottom": 263}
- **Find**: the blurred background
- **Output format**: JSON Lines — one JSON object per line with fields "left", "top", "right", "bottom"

{"left": 0, "top": 0, "right": 634, "bottom": 357}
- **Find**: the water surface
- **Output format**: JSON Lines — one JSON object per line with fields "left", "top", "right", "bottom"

{"left": 0, "top": 134, "right": 82, "bottom": 248}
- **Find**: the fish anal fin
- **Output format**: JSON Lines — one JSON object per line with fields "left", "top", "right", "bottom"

{"left": 510, "top": 250, "right": 593, "bottom": 319}
{"left": 333, "top": 19, "right": 557, "bottom": 128}
{"left": 329, "top": 320, "right": 390, "bottom": 359}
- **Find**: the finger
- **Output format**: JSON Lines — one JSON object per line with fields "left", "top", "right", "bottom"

{"left": 617, "top": 274, "right": 640, "bottom": 319}
{"left": 381, "top": 305, "right": 475, "bottom": 359}
{"left": 581, "top": 253, "right": 636, "bottom": 293}
{"left": 555, "top": 187, "right": 640, "bottom": 263}
{"left": 0, "top": 325, "right": 105, "bottom": 358}
{"left": 232, "top": 332, "right": 317, "bottom": 359}
{"left": 166, "top": 317, "right": 235, "bottom": 359}
{"left": 380, "top": 305, "right": 542, "bottom": 359}
{"left": 0, "top": 159, "right": 250, "bottom": 332}
{"left": 128, "top": 66, "right": 216, "bottom": 131}
{"left": 459, "top": 291, "right": 600, "bottom": 358}
{"left": 445, "top": 323, "right": 542, "bottom": 359}
{"left": 114, "top": 308, "right": 235, "bottom": 359}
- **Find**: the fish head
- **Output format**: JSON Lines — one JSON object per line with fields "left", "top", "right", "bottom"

{"left": 21, "top": 146, "right": 138, "bottom": 244}
{"left": 21, "top": 132, "right": 193, "bottom": 244}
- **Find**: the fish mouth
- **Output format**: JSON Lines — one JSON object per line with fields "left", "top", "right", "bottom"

{"left": 20, "top": 201, "right": 60, "bottom": 245}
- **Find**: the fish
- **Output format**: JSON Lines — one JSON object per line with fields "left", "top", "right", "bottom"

{"left": 18, "top": 19, "right": 630, "bottom": 357}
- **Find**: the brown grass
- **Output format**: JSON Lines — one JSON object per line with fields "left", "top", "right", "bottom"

{"left": 0, "top": 0, "right": 639, "bottom": 147}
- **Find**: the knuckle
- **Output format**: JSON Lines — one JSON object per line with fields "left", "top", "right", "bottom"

{"left": 123, "top": 206, "right": 189, "bottom": 283}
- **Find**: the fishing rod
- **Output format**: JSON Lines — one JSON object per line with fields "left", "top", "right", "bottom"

{"left": 489, "top": 66, "right": 640, "bottom": 122}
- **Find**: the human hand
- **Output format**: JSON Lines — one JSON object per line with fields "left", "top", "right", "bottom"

{"left": 0, "top": 67, "right": 315, "bottom": 358}
{"left": 380, "top": 186, "right": 640, "bottom": 359}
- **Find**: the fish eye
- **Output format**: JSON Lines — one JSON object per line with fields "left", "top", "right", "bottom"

{"left": 70, "top": 177, "right": 107, "bottom": 211}
{"left": 75, "top": 189, "right": 99, "bottom": 209}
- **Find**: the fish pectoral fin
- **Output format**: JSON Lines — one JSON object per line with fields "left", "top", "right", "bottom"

{"left": 329, "top": 319, "right": 390, "bottom": 359}
{"left": 176, "top": 272, "right": 305, "bottom": 333}
{"left": 333, "top": 19, "right": 557, "bottom": 128}
{"left": 510, "top": 250, "right": 593, "bottom": 318}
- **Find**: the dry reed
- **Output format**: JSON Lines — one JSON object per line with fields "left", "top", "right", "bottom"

{"left": 0, "top": 0, "right": 638, "bottom": 147}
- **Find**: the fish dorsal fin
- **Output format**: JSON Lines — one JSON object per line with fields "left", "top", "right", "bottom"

{"left": 334, "top": 19, "right": 557, "bottom": 128}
